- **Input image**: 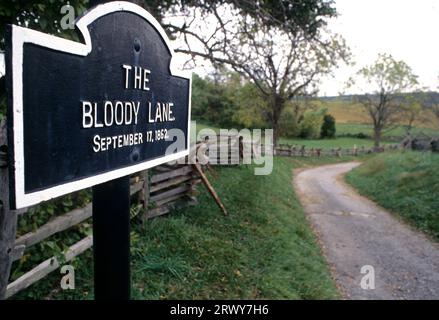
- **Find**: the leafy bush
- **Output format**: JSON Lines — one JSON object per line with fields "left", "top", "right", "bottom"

{"left": 298, "top": 108, "right": 327, "bottom": 139}
{"left": 279, "top": 107, "right": 301, "bottom": 138}
{"left": 320, "top": 114, "right": 336, "bottom": 138}
{"left": 191, "top": 73, "right": 269, "bottom": 129}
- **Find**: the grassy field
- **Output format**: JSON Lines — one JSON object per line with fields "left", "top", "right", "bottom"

{"left": 12, "top": 156, "right": 353, "bottom": 300}
{"left": 346, "top": 151, "right": 439, "bottom": 241}
{"left": 325, "top": 100, "right": 439, "bottom": 129}
{"left": 336, "top": 123, "right": 439, "bottom": 139}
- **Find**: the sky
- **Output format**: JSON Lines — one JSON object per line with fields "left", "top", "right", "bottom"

{"left": 319, "top": 0, "right": 439, "bottom": 96}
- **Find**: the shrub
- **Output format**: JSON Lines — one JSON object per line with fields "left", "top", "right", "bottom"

{"left": 320, "top": 114, "right": 336, "bottom": 138}
{"left": 298, "top": 108, "right": 327, "bottom": 139}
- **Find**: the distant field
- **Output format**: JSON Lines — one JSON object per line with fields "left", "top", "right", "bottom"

{"left": 324, "top": 99, "right": 439, "bottom": 130}
{"left": 336, "top": 123, "right": 439, "bottom": 139}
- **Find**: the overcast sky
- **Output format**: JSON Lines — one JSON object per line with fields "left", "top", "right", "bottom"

{"left": 319, "top": 0, "right": 439, "bottom": 96}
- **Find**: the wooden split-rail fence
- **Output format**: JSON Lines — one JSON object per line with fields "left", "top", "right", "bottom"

{"left": 0, "top": 128, "right": 250, "bottom": 299}
{"left": 1, "top": 160, "right": 203, "bottom": 299}
{"left": 0, "top": 130, "right": 269, "bottom": 299}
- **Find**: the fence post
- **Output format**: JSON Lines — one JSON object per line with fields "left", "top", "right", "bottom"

{"left": 140, "top": 170, "right": 150, "bottom": 223}
{"left": 0, "top": 120, "right": 18, "bottom": 299}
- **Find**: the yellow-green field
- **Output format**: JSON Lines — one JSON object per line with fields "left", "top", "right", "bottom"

{"left": 324, "top": 99, "right": 439, "bottom": 129}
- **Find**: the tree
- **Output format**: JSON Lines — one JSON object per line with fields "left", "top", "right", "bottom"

{"left": 0, "top": 0, "right": 90, "bottom": 49}
{"left": 433, "top": 104, "right": 439, "bottom": 126}
{"left": 1, "top": 1, "right": 349, "bottom": 145}
{"left": 321, "top": 114, "right": 336, "bottom": 138}
{"left": 166, "top": 1, "right": 349, "bottom": 145}
{"left": 400, "top": 93, "right": 425, "bottom": 135}
{"left": 349, "top": 54, "right": 418, "bottom": 147}
{"left": 191, "top": 73, "right": 237, "bottom": 127}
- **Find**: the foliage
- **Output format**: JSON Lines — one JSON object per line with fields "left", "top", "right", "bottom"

{"left": 278, "top": 105, "right": 302, "bottom": 138}
{"left": 191, "top": 72, "right": 269, "bottom": 129}
{"left": 0, "top": 0, "right": 89, "bottom": 49}
{"left": 298, "top": 107, "right": 327, "bottom": 139}
{"left": 279, "top": 99, "right": 331, "bottom": 139}
{"left": 320, "top": 114, "right": 336, "bottom": 138}
{"left": 0, "top": 0, "right": 90, "bottom": 118}
{"left": 347, "top": 151, "right": 439, "bottom": 241}
{"left": 400, "top": 98, "right": 423, "bottom": 134}
{"left": 191, "top": 73, "right": 236, "bottom": 128}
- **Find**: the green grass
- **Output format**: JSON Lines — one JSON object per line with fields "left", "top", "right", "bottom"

{"left": 346, "top": 151, "right": 439, "bottom": 241}
{"left": 12, "top": 157, "right": 345, "bottom": 300}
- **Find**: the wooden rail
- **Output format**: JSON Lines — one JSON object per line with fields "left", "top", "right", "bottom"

{"left": 1, "top": 130, "right": 258, "bottom": 299}
{"left": 0, "top": 133, "right": 243, "bottom": 299}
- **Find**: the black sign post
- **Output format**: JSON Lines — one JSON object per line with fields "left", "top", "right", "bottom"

{"left": 5, "top": 0, "right": 191, "bottom": 300}
{"left": 90, "top": 0, "right": 130, "bottom": 301}
{"left": 92, "top": 176, "right": 131, "bottom": 299}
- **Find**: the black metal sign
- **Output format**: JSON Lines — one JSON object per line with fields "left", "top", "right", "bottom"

{"left": 5, "top": 2, "right": 191, "bottom": 209}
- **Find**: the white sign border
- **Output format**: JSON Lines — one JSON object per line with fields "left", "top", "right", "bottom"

{"left": 8, "top": 1, "right": 192, "bottom": 209}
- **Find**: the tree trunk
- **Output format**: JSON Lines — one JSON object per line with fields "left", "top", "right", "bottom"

{"left": 373, "top": 127, "right": 382, "bottom": 149}
{"left": 271, "top": 95, "right": 284, "bottom": 147}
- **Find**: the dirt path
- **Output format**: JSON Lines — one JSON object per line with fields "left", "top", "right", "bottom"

{"left": 294, "top": 162, "right": 439, "bottom": 300}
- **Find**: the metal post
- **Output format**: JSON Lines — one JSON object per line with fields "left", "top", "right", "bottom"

{"left": 92, "top": 176, "right": 131, "bottom": 300}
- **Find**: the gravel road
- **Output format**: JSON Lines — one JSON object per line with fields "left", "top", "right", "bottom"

{"left": 294, "top": 162, "right": 439, "bottom": 300}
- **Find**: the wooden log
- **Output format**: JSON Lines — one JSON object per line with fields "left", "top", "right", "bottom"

{"left": 150, "top": 166, "right": 192, "bottom": 184}
{"left": 150, "top": 175, "right": 192, "bottom": 193}
{"left": 129, "top": 176, "right": 139, "bottom": 184}
{"left": 147, "top": 205, "right": 170, "bottom": 219}
{"left": 192, "top": 163, "right": 228, "bottom": 215}
{"left": 5, "top": 235, "right": 93, "bottom": 299}
{"left": 153, "top": 165, "right": 173, "bottom": 172}
{"left": 15, "top": 178, "right": 142, "bottom": 242}
{"left": 15, "top": 204, "right": 92, "bottom": 251}
{"left": 140, "top": 171, "right": 149, "bottom": 205}
{"left": 154, "top": 192, "right": 188, "bottom": 207}
{"left": 10, "top": 245, "right": 25, "bottom": 262}
{"left": 13, "top": 179, "right": 143, "bottom": 262}
{"left": 150, "top": 184, "right": 190, "bottom": 203}
{"left": 130, "top": 181, "right": 143, "bottom": 195}
{"left": 147, "top": 199, "right": 198, "bottom": 219}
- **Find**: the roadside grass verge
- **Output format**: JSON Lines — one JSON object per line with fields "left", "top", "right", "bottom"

{"left": 12, "top": 156, "right": 345, "bottom": 300}
{"left": 131, "top": 156, "right": 340, "bottom": 299}
{"left": 346, "top": 151, "right": 439, "bottom": 241}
